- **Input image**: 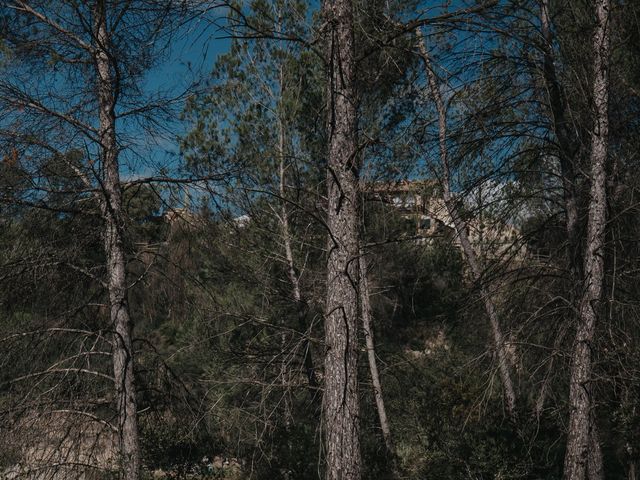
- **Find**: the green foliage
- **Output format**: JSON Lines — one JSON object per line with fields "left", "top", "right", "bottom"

{"left": 2, "top": 0, "right": 640, "bottom": 479}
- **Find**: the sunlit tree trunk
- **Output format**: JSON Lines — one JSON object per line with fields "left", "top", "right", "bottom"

{"left": 537, "top": 4, "right": 604, "bottom": 475}
{"left": 322, "top": 0, "right": 361, "bottom": 478}
{"left": 358, "top": 249, "right": 393, "bottom": 454}
{"left": 277, "top": 80, "right": 318, "bottom": 392}
{"left": 563, "top": 0, "right": 610, "bottom": 478}
{"left": 539, "top": 0, "right": 581, "bottom": 274}
{"left": 94, "top": 2, "right": 140, "bottom": 478}
{"left": 417, "top": 27, "right": 517, "bottom": 419}
{"left": 535, "top": 0, "right": 583, "bottom": 418}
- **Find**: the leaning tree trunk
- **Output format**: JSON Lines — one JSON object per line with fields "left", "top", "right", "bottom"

{"left": 417, "top": 28, "right": 517, "bottom": 419}
{"left": 94, "top": 2, "right": 141, "bottom": 478}
{"left": 535, "top": 0, "right": 582, "bottom": 418}
{"left": 563, "top": 0, "right": 610, "bottom": 478}
{"left": 322, "top": 0, "right": 361, "bottom": 478}
{"left": 539, "top": 0, "right": 581, "bottom": 274}
{"left": 358, "top": 249, "right": 393, "bottom": 455}
{"left": 537, "top": 4, "right": 604, "bottom": 475}
{"left": 277, "top": 72, "right": 318, "bottom": 393}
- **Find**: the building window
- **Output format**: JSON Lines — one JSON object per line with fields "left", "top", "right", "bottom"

{"left": 404, "top": 195, "right": 416, "bottom": 208}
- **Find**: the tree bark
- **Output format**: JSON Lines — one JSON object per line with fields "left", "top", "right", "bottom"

{"left": 277, "top": 90, "right": 318, "bottom": 392}
{"left": 588, "top": 416, "right": 604, "bottom": 480}
{"left": 417, "top": 27, "right": 517, "bottom": 420}
{"left": 322, "top": 0, "right": 361, "bottom": 478}
{"left": 534, "top": 0, "right": 573, "bottom": 420}
{"left": 628, "top": 445, "right": 637, "bottom": 480}
{"left": 539, "top": 0, "right": 581, "bottom": 274}
{"left": 536, "top": 9, "right": 604, "bottom": 477}
{"left": 563, "top": 0, "right": 610, "bottom": 478}
{"left": 94, "top": 2, "right": 140, "bottom": 478}
{"left": 358, "top": 249, "right": 393, "bottom": 455}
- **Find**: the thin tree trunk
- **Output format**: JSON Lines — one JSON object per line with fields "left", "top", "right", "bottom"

{"left": 534, "top": 325, "right": 567, "bottom": 418}
{"left": 625, "top": 388, "right": 637, "bottom": 480}
{"left": 588, "top": 416, "right": 604, "bottom": 480}
{"left": 563, "top": 0, "right": 610, "bottom": 478}
{"left": 539, "top": 0, "right": 581, "bottom": 273}
{"left": 535, "top": 12, "right": 604, "bottom": 476}
{"left": 277, "top": 94, "right": 318, "bottom": 391}
{"left": 358, "top": 249, "right": 393, "bottom": 455}
{"left": 94, "top": 2, "right": 140, "bottom": 478}
{"left": 535, "top": 0, "right": 574, "bottom": 417}
{"left": 417, "top": 28, "right": 517, "bottom": 420}
{"left": 628, "top": 445, "right": 637, "bottom": 480}
{"left": 535, "top": 19, "right": 606, "bottom": 476}
{"left": 277, "top": 105, "right": 292, "bottom": 460}
{"left": 322, "top": 0, "right": 361, "bottom": 478}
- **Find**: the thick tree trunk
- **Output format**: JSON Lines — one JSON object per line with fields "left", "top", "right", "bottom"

{"left": 322, "top": 0, "right": 361, "bottom": 478}
{"left": 417, "top": 28, "right": 517, "bottom": 419}
{"left": 563, "top": 1, "right": 610, "bottom": 478}
{"left": 94, "top": 2, "right": 140, "bottom": 479}
{"left": 358, "top": 250, "right": 393, "bottom": 455}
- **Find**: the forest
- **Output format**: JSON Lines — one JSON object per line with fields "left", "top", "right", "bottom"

{"left": 0, "top": 0, "right": 638, "bottom": 479}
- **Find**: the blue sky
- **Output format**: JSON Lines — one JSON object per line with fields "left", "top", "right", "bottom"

{"left": 121, "top": 13, "right": 231, "bottom": 182}
{"left": 144, "top": 14, "right": 230, "bottom": 94}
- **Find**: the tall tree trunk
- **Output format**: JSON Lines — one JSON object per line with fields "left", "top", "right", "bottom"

{"left": 536, "top": 9, "right": 604, "bottom": 476}
{"left": 322, "top": 0, "right": 361, "bottom": 478}
{"left": 358, "top": 249, "right": 393, "bottom": 455}
{"left": 563, "top": 0, "right": 610, "bottom": 478}
{"left": 417, "top": 28, "right": 517, "bottom": 419}
{"left": 628, "top": 445, "right": 637, "bottom": 480}
{"left": 277, "top": 95, "right": 318, "bottom": 392}
{"left": 539, "top": 0, "right": 581, "bottom": 273}
{"left": 535, "top": 0, "right": 584, "bottom": 418}
{"left": 94, "top": 2, "right": 140, "bottom": 478}
{"left": 624, "top": 387, "right": 637, "bottom": 480}
{"left": 588, "top": 417, "right": 604, "bottom": 480}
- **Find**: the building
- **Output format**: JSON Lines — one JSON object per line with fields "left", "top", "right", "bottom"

{"left": 367, "top": 180, "right": 452, "bottom": 239}
{"left": 366, "top": 179, "right": 523, "bottom": 259}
